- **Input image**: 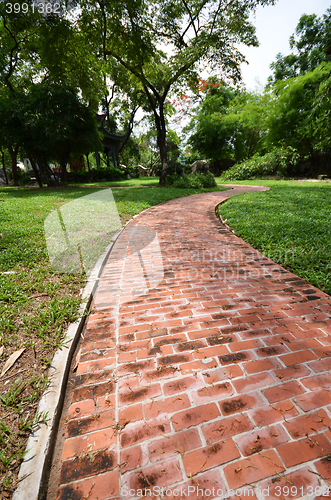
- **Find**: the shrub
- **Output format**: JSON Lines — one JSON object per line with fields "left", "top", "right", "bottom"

{"left": 220, "top": 146, "right": 300, "bottom": 181}
{"left": 173, "top": 172, "right": 217, "bottom": 189}
{"left": 67, "top": 167, "right": 126, "bottom": 183}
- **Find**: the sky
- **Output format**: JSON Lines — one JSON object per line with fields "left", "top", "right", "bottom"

{"left": 240, "top": 0, "right": 331, "bottom": 90}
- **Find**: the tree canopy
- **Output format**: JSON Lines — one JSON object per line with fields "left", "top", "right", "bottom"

{"left": 268, "top": 8, "right": 331, "bottom": 85}
{"left": 76, "top": 0, "right": 277, "bottom": 184}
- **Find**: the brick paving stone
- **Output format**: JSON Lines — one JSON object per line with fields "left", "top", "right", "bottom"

{"left": 52, "top": 188, "right": 331, "bottom": 500}
{"left": 277, "top": 432, "right": 331, "bottom": 467}
{"left": 202, "top": 414, "right": 254, "bottom": 443}
{"left": 223, "top": 450, "right": 285, "bottom": 489}
{"left": 259, "top": 467, "right": 320, "bottom": 500}
{"left": 56, "top": 470, "right": 119, "bottom": 500}
{"left": 171, "top": 403, "right": 220, "bottom": 431}
{"left": 294, "top": 389, "right": 331, "bottom": 411}
{"left": 183, "top": 438, "right": 240, "bottom": 476}
{"left": 148, "top": 429, "right": 202, "bottom": 462}
{"left": 283, "top": 409, "right": 331, "bottom": 438}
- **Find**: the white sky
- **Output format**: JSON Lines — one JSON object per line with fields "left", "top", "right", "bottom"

{"left": 240, "top": 0, "right": 331, "bottom": 90}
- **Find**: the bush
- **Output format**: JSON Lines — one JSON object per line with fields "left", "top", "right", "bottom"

{"left": 220, "top": 146, "right": 300, "bottom": 181}
{"left": 173, "top": 172, "right": 217, "bottom": 189}
{"left": 67, "top": 167, "right": 126, "bottom": 183}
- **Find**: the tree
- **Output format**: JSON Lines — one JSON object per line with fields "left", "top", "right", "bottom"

{"left": 0, "top": 1, "right": 106, "bottom": 185}
{"left": 268, "top": 8, "right": 331, "bottom": 85}
{"left": 187, "top": 80, "right": 237, "bottom": 161}
{"left": 77, "top": 0, "right": 277, "bottom": 185}
{"left": 186, "top": 80, "right": 267, "bottom": 163}
{"left": 0, "top": 88, "right": 27, "bottom": 185}
{"left": 0, "top": 1, "right": 43, "bottom": 183}
{"left": 309, "top": 69, "right": 331, "bottom": 152}
{"left": 265, "top": 62, "right": 331, "bottom": 158}
{"left": 22, "top": 81, "right": 102, "bottom": 185}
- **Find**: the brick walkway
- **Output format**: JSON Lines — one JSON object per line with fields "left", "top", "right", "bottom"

{"left": 52, "top": 187, "right": 331, "bottom": 500}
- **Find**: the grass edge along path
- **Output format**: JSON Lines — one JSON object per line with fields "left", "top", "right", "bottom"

{"left": 216, "top": 179, "right": 331, "bottom": 297}
{"left": 0, "top": 182, "right": 225, "bottom": 496}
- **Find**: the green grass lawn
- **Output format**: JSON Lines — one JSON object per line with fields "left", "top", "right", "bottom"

{"left": 0, "top": 181, "right": 222, "bottom": 494}
{"left": 216, "top": 179, "right": 331, "bottom": 296}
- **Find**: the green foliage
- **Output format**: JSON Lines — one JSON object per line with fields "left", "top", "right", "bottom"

{"left": 186, "top": 82, "right": 269, "bottom": 163}
{"left": 23, "top": 81, "right": 102, "bottom": 164}
{"left": 220, "top": 147, "right": 300, "bottom": 180}
{"left": 309, "top": 71, "right": 331, "bottom": 152}
{"left": 265, "top": 62, "right": 331, "bottom": 155}
{"left": 268, "top": 8, "right": 331, "bottom": 85}
{"left": 67, "top": 167, "right": 126, "bottom": 183}
{"left": 77, "top": 0, "right": 278, "bottom": 184}
{"left": 173, "top": 172, "right": 217, "bottom": 189}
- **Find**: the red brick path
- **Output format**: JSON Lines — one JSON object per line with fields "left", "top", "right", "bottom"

{"left": 54, "top": 187, "right": 331, "bottom": 500}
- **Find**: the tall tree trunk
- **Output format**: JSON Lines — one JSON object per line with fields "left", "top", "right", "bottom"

{"left": 30, "top": 159, "right": 43, "bottom": 188}
{"left": 9, "top": 146, "right": 18, "bottom": 185}
{"left": 0, "top": 148, "right": 8, "bottom": 185}
{"left": 60, "top": 160, "right": 67, "bottom": 183}
{"left": 157, "top": 104, "right": 169, "bottom": 187}
{"left": 158, "top": 128, "right": 169, "bottom": 186}
{"left": 143, "top": 85, "right": 169, "bottom": 186}
{"left": 86, "top": 153, "right": 92, "bottom": 181}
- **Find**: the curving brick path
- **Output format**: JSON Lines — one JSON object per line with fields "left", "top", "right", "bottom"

{"left": 51, "top": 187, "right": 331, "bottom": 500}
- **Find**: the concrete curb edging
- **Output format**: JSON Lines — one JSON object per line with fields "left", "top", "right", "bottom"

{"left": 12, "top": 230, "right": 123, "bottom": 500}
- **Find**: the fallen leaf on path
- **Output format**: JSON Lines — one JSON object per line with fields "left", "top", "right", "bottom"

{"left": 1, "top": 348, "right": 25, "bottom": 378}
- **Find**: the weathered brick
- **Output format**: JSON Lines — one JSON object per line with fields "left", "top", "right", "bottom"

{"left": 172, "top": 403, "right": 220, "bottom": 431}
{"left": 61, "top": 427, "right": 117, "bottom": 461}
{"left": 123, "top": 459, "right": 183, "bottom": 492}
{"left": 280, "top": 349, "right": 318, "bottom": 366}
{"left": 284, "top": 409, "right": 331, "bottom": 438}
{"left": 202, "top": 414, "right": 253, "bottom": 443}
{"left": 65, "top": 409, "right": 114, "bottom": 438}
{"left": 57, "top": 470, "right": 119, "bottom": 499}
{"left": 243, "top": 358, "right": 279, "bottom": 374}
{"left": 163, "top": 375, "right": 202, "bottom": 396}
{"left": 148, "top": 429, "right": 202, "bottom": 462}
{"left": 59, "top": 449, "right": 116, "bottom": 484}
{"left": 262, "top": 380, "right": 305, "bottom": 403}
{"left": 144, "top": 394, "right": 191, "bottom": 419}
{"left": 272, "top": 364, "right": 310, "bottom": 382}
{"left": 224, "top": 450, "right": 284, "bottom": 489}
{"left": 293, "top": 389, "right": 331, "bottom": 412}
{"left": 165, "top": 470, "right": 227, "bottom": 500}
{"left": 250, "top": 400, "right": 299, "bottom": 426}
{"left": 120, "top": 417, "right": 171, "bottom": 448}
{"left": 277, "top": 432, "right": 331, "bottom": 467}
{"left": 220, "top": 393, "right": 264, "bottom": 416}
{"left": 259, "top": 466, "right": 319, "bottom": 500}
{"left": 183, "top": 438, "right": 240, "bottom": 476}
{"left": 157, "top": 353, "right": 194, "bottom": 366}
{"left": 118, "top": 403, "right": 143, "bottom": 425}
{"left": 232, "top": 373, "right": 274, "bottom": 393}
{"left": 120, "top": 445, "right": 146, "bottom": 473}
{"left": 118, "top": 384, "right": 162, "bottom": 406}
{"left": 235, "top": 423, "right": 290, "bottom": 456}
